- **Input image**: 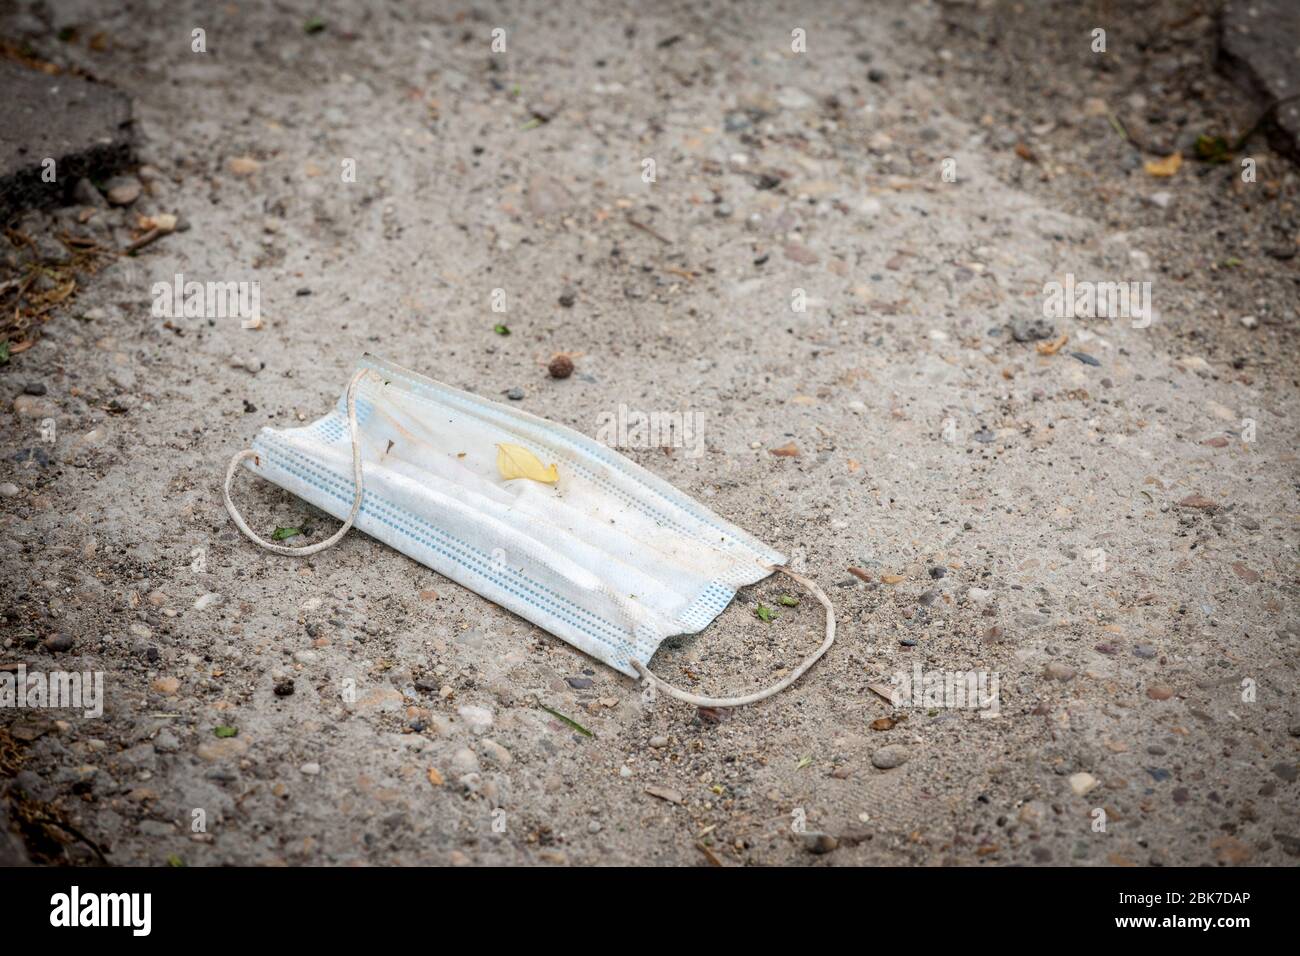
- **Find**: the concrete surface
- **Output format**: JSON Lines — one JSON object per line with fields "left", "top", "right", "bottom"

{"left": 0, "top": 60, "right": 134, "bottom": 217}
{"left": 1220, "top": 0, "right": 1300, "bottom": 160}
{"left": 0, "top": 0, "right": 1297, "bottom": 866}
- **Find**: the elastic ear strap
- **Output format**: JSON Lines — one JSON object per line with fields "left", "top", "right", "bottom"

{"left": 223, "top": 368, "right": 369, "bottom": 556}
{"left": 630, "top": 565, "right": 836, "bottom": 708}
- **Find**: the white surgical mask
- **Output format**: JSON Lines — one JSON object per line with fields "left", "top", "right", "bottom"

{"left": 224, "top": 356, "right": 833, "bottom": 706}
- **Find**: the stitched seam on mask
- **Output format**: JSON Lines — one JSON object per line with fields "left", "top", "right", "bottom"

{"left": 254, "top": 437, "right": 638, "bottom": 661}
{"left": 361, "top": 371, "right": 777, "bottom": 564}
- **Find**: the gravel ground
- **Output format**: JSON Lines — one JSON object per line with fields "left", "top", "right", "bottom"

{"left": 1, "top": 0, "right": 1297, "bottom": 866}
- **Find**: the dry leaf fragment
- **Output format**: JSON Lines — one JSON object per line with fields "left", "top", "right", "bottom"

{"left": 495, "top": 443, "right": 559, "bottom": 484}
{"left": 645, "top": 785, "right": 683, "bottom": 805}
{"left": 867, "top": 682, "right": 899, "bottom": 704}
{"left": 1037, "top": 334, "right": 1069, "bottom": 356}
{"left": 880, "top": 573, "right": 905, "bottom": 584}
{"left": 1144, "top": 152, "right": 1183, "bottom": 177}
{"left": 427, "top": 768, "right": 444, "bottom": 786}
{"left": 847, "top": 567, "right": 874, "bottom": 583}
{"left": 769, "top": 442, "right": 800, "bottom": 457}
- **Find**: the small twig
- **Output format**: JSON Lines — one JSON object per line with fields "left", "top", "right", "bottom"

{"left": 58, "top": 231, "right": 102, "bottom": 249}
{"left": 626, "top": 215, "right": 672, "bottom": 245}
{"left": 695, "top": 841, "right": 724, "bottom": 866}
{"left": 124, "top": 228, "right": 164, "bottom": 254}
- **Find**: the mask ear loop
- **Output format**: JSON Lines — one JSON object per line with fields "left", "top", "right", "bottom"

{"left": 223, "top": 368, "right": 370, "bottom": 556}
{"left": 630, "top": 565, "right": 835, "bottom": 708}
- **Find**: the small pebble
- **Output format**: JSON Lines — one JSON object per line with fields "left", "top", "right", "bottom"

{"left": 43, "top": 633, "right": 74, "bottom": 652}
{"left": 481, "top": 739, "right": 512, "bottom": 766}
{"left": 801, "top": 831, "right": 839, "bottom": 854}
{"left": 193, "top": 593, "right": 222, "bottom": 611}
{"left": 452, "top": 747, "right": 480, "bottom": 773}
{"left": 872, "top": 745, "right": 908, "bottom": 769}
{"left": 457, "top": 705, "right": 494, "bottom": 734}
{"left": 1019, "top": 801, "right": 1047, "bottom": 828}
{"left": 548, "top": 354, "right": 574, "bottom": 379}
{"left": 1069, "top": 772, "right": 1098, "bottom": 796}
{"left": 1010, "top": 317, "right": 1055, "bottom": 342}
{"left": 1045, "top": 662, "right": 1076, "bottom": 681}
{"left": 104, "top": 176, "right": 142, "bottom": 206}
{"left": 506, "top": 387, "right": 525, "bottom": 401}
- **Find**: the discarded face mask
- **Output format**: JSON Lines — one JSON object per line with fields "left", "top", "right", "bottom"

{"left": 224, "top": 356, "right": 834, "bottom": 706}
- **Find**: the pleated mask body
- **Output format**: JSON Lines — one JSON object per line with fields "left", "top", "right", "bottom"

{"left": 243, "top": 356, "right": 785, "bottom": 677}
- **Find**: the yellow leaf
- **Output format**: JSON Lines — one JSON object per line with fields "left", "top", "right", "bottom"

{"left": 495, "top": 443, "right": 559, "bottom": 484}
{"left": 1144, "top": 152, "right": 1182, "bottom": 177}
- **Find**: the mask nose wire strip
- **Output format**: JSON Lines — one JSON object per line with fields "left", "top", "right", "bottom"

{"left": 630, "top": 565, "right": 835, "bottom": 708}
{"left": 223, "top": 368, "right": 370, "bottom": 557}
